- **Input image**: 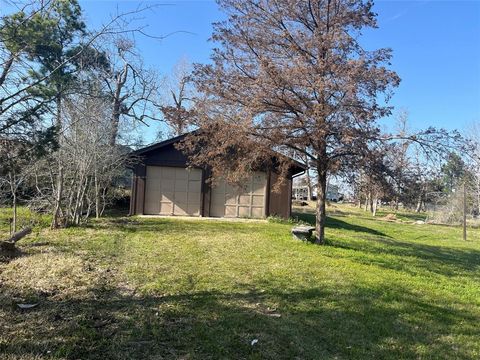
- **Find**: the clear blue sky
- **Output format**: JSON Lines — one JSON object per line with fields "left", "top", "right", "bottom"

{"left": 79, "top": 0, "right": 480, "bottom": 137}
{"left": 5, "top": 0, "right": 480, "bottom": 140}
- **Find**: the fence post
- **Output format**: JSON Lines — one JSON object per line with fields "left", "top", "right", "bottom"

{"left": 463, "top": 181, "right": 467, "bottom": 241}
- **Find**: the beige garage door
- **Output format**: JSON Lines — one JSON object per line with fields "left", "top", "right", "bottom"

{"left": 210, "top": 172, "right": 267, "bottom": 218}
{"left": 144, "top": 166, "right": 202, "bottom": 216}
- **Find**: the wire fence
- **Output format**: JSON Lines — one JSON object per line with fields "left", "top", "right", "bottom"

{"left": 424, "top": 188, "right": 480, "bottom": 229}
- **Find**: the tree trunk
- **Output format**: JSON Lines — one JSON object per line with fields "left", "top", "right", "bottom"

{"left": 94, "top": 167, "right": 100, "bottom": 219}
{"left": 1, "top": 227, "right": 32, "bottom": 251}
{"left": 8, "top": 172, "right": 17, "bottom": 234}
{"left": 51, "top": 165, "right": 64, "bottom": 229}
{"left": 110, "top": 111, "right": 120, "bottom": 147}
{"left": 314, "top": 159, "right": 328, "bottom": 245}
{"left": 475, "top": 177, "right": 480, "bottom": 216}
{"left": 463, "top": 181, "right": 467, "bottom": 241}
{"left": 55, "top": 95, "right": 62, "bottom": 130}
{"left": 12, "top": 193, "right": 17, "bottom": 233}
{"left": 415, "top": 184, "right": 426, "bottom": 213}
{"left": 110, "top": 63, "right": 128, "bottom": 146}
{"left": 0, "top": 55, "right": 14, "bottom": 87}
{"left": 415, "top": 196, "right": 423, "bottom": 213}
{"left": 72, "top": 172, "right": 87, "bottom": 225}
{"left": 52, "top": 96, "right": 64, "bottom": 229}
{"left": 369, "top": 193, "right": 374, "bottom": 214}
{"left": 100, "top": 187, "right": 108, "bottom": 217}
{"left": 305, "top": 169, "right": 314, "bottom": 201}
{"left": 372, "top": 193, "right": 378, "bottom": 217}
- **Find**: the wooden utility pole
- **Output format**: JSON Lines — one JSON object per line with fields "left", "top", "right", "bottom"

{"left": 463, "top": 181, "right": 467, "bottom": 241}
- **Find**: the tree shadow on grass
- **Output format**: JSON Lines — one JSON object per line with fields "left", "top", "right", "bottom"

{"left": 0, "top": 280, "right": 477, "bottom": 360}
{"left": 329, "top": 236, "right": 480, "bottom": 276}
{"left": 294, "top": 213, "right": 390, "bottom": 238}
{"left": 292, "top": 212, "right": 480, "bottom": 276}
{"left": 0, "top": 248, "right": 26, "bottom": 264}
{"left": 84, "top": 217, "right": 267, "bottom": 237}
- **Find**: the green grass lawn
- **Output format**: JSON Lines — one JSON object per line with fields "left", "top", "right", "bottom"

{"left": 0, "top": 205, "right": 479, "bottom": 359}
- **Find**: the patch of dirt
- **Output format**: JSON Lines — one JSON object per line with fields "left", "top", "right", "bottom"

{"left": 383, "top": 214, "right": 398, "bottom": 221}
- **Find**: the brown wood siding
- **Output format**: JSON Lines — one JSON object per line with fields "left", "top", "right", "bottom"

{"left": 135, "top": 165, "right": 146, "bottom": 215}
{"left": 287, "top": 177, "right": 292, "bottom": 218}
{"left": 141, "top": 143, "right": 189, "bottom": 167}
{"left": 264, "top": 170, "right": 271, "bottom": 217}
{"left": 129, "top": 171, "right": 136, "bottom": 216}
{"left": 202, "top": 169, "right": 211, "bottom": 217}
{"left": 268, "top": 172, "right": 292, "bottom": 219}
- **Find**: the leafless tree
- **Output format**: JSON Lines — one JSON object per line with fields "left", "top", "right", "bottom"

{"left": 1, "top": 1, "right": 171, "bottom": 228}
{"left": 466, "top": 121, "right": 480, "bottom": 215}
{"left": 98, "top": 35, "right": 162, "bottom": 146}
{"left": 31, "top": 93, "right": 130, "bottom": 226}
{"left": 0, "top": 138, "right": 31, "bottom": 232}
{"left": 347, "top": 147, "right": 393, "bottom": 216}
{"left": 160, "top": 58, "right": 195, "bottom": 136}
{"left": 389, "top": 109, "right": 412, "bottom": 209}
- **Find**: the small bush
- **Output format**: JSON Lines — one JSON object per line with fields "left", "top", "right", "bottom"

{"left": 267, "top": 215, "right": 309, "bottom": 226}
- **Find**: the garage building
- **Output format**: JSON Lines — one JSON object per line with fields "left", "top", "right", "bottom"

{"left": 129, "top": 133, "right": 305, "bottom": 219}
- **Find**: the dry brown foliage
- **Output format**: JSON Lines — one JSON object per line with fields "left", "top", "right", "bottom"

{"left": 182, "top": 0, "right": 400, "bottom": 243}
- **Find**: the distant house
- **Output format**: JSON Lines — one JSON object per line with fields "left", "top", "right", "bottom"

{"left": 128, "top": 133, "right": 305, "bottom": 219}
{"left": 292, "top": 186, "right": 309, "bottom": 200}
{"left": 292, "top": 183, "right": 342, "bottom": 201}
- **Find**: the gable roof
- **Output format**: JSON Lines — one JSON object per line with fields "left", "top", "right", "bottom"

{"left": 132, "top": 131, "right": 306, "bottom": 176}
{"left": 132, "top": 132, "right": 192, "bottom": 156}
